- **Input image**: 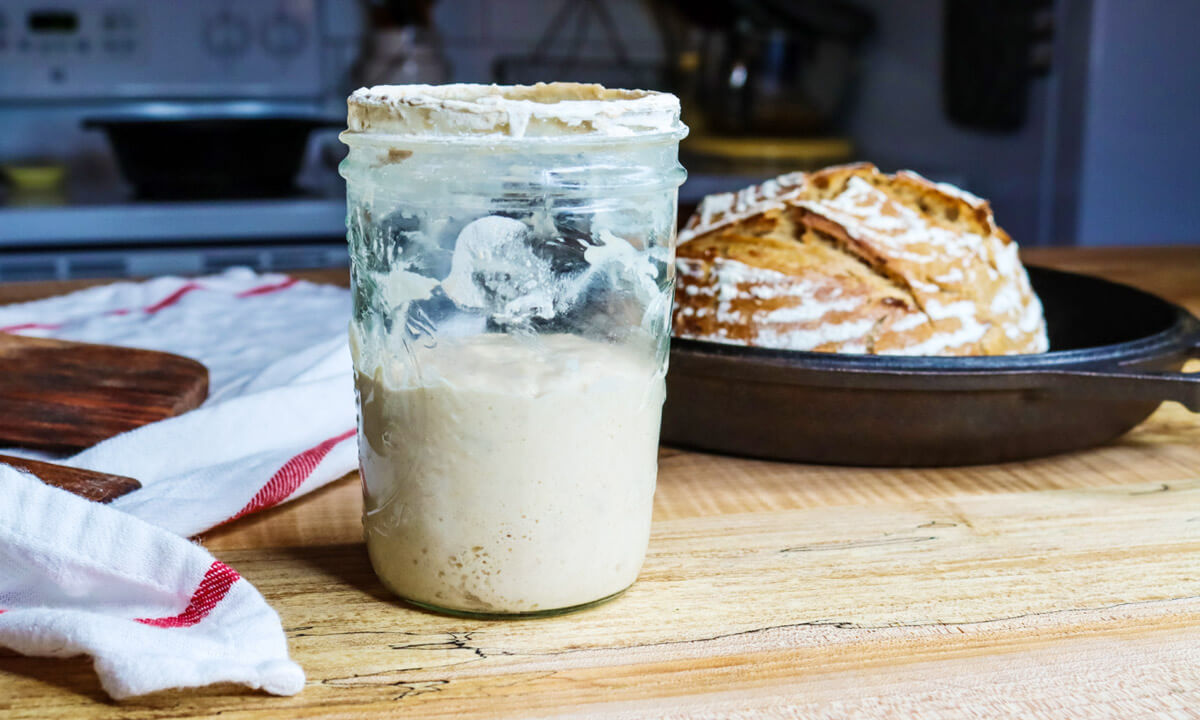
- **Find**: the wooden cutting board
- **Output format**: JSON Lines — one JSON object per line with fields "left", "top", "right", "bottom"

{"left": 0, "top": 333, "right": 208, "bottom": 453}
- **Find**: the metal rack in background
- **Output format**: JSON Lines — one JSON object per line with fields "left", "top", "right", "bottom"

{"left": 493, "top": 0, "right": 665, "bottom": 89}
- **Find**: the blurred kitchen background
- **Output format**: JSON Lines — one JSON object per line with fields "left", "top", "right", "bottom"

{"left": 0, "top": 0, "right": 1197, "bottom": 281}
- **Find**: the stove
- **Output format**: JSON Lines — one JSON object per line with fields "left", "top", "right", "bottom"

{"left": 0, "top": 0, "right": 365, "bottom": 280}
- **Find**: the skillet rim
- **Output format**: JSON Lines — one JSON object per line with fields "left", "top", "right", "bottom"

{"left": 669, "top": 266, "right": 1200, "bottom": 374}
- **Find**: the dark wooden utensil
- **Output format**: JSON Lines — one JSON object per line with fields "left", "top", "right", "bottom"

{"left": 0, "top": 454, "right": 140, "bottom": 503}
{"left": 0, "top": 333, "right": 208, "bottom": 453}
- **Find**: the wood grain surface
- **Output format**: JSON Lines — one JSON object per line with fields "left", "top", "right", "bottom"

{"left": 0, "top": 454, "right": 140, "bottom": 503}
{"left": 0, "top": 334, "right": 209, "bottom": 452}
{"left": 1, "top": 248, "right": 1198, "bottom": 719}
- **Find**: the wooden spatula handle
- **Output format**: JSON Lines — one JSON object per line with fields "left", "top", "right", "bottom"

{"left": 0, "top": 454, "right": 141, "bottom": 503}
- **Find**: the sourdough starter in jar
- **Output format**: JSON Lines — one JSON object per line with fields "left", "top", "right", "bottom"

{"left": 355, "top": 332, "right": 663, "bottom": 613}
{"left": 340, "top": 83, "right": 687, "bottom": 616}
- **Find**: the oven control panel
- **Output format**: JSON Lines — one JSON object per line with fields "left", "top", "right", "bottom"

{"left": 0, "top": 0, "right": 323, "bottom": 99}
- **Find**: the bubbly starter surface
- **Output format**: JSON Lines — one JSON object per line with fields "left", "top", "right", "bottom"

{"left": 355, "top": 333, "right": 664, "bottom": 614}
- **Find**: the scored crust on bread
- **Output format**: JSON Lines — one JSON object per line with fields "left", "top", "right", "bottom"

{"left": 674, "top": 163, "right": 1049, "bottom": 355}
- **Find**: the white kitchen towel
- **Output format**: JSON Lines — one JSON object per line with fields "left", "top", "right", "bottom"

{"left": 0, "top": 467, "right": 305, "bottom": 699}
{"left": 0, "top": 269, "right": 362, "bottom": 698}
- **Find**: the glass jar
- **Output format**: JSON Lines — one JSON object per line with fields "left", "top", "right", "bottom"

{"left": 340, "top": 84, "right": 688, "bottom": 617}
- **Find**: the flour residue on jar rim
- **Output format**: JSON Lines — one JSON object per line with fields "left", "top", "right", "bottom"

{"left": 344, "top": 82, "right": 686, "bottom": 140}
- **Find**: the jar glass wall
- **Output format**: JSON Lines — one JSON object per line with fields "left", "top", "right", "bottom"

{"left": 340, "top": 84, "right": 687, "bottom": 617}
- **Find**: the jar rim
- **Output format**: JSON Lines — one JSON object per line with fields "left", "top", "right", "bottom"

{"left": 339, "top": 126, "right": 689, "bottom": 150}
{"left": 343, "top": 82, "right": 687, "bottom": 143}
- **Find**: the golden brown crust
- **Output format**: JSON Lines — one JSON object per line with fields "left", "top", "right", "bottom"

{"left": 674, "top": 166, "right": 1049, "bottom": 356}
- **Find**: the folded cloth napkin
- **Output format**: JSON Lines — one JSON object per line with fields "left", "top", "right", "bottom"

{"left": 0, "top": 269, "right": 360, "bottom": 699}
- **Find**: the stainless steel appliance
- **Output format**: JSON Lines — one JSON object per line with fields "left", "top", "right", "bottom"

{"left": 0, "top": 0, "right": 365, "bottom": 280}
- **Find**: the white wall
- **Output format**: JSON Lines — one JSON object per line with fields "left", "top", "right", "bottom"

{"left": 843, "top": 0, "right": 1054, "bottom": 246}
{"left": 1074, "top": 0, "right": 1200, "bottom": 245}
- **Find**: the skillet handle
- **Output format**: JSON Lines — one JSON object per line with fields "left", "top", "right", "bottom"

{"left": 1041, "top": 364, "right": 1200, "bottom": 413}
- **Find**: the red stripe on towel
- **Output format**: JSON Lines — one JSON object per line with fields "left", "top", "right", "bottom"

{"left": 136, "top": 561, "right": 240, "bottom": 628}
{"left": 144, "top": 282, "right": 203, "bottom": 314}
{"left": 4, "top": 275, "right": 300, "bottom": 330}
{"left": 236, "top": 277, "right": 299, "bottom": 297}
{"left": 0, "top": 322, "right": 64, "bottom": 333}
{"left": 231, "top": 429, "right": 356, "bottom": 521}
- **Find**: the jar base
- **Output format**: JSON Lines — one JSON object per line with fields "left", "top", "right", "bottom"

{"left": 396, "top": 586, "right": 632, "bottom": 620}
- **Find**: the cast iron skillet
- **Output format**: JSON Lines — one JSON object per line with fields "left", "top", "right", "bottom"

{"left": 662, "top": 267, "right": 1200, "bottom": 466}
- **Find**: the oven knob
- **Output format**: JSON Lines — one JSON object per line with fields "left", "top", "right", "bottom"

{"left": 261, "top": 14, "right": 306, "bottom": 58}
{"left": 204, "top": 11, "right": 251, "bottom": 58}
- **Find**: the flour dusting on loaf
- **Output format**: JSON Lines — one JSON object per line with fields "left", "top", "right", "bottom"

{"left": 674, "top": 163, "right": 1049, "bottom": 355}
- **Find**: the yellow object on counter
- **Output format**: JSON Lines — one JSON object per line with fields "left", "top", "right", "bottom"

{"left": 2, "top": 163, "right": 66, "bottom": 191}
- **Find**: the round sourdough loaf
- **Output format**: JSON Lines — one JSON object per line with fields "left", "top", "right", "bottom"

{"left": 673, "top": 163, "right": 1049, "bottom": 355}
